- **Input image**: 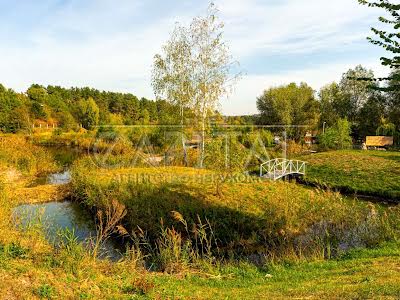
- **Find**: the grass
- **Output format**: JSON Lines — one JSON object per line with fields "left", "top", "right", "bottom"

{"left": 0, "top": 138, "right": 399, "bottom": 298}
{"left": 0, "top": 135, "right": 69, "bottom": 205}
{"left": 0, "top": 135, "right": 58, "bottom": 176}
{"left": 299, "top": 150, "right": 400, "bottom": 200}
{"left": 151, "top": 242, "right": 400, "bottom": 299}
{"left": 0, "top": 228, "right": 399, "bottom": 299}
{"left": 71, "top": 156, "right": 400, "bottom": 268}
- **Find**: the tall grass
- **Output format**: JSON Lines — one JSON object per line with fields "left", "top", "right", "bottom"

{"left": 0, "top": 135, "right": 57, "bottom": 175}
{"left": 71, "top": 157, "right": 400, "bottom": 270}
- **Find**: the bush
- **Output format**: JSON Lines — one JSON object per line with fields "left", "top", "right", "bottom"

{"left": 319, "top": 118, "right": 352, "bottom": 150}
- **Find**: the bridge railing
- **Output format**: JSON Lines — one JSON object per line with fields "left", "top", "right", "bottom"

{"left": 260, "top": 158, "right": 306, "bottom": 180}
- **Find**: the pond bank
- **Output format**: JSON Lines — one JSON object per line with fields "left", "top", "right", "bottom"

{"left": 295, "top": 177, "right": 399, "bottom": 205}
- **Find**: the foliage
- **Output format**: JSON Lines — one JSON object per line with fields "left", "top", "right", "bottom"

{"left": 0, "top": 135, "right": 57, "bottom": 175}
{"left": 152, "top": 3, "right": 241, "bottom": 167}
{"left": 339, "top": 65, "right": 376, "bottom": 121}
{"left": 0, "top": 83, "right": 180, "bottom": 133}
{"left": 0, "top": 85, "right": 29, "bottom": 133}
{"left": 0, "top": 139, "right": 400, "bottom": 298}
{"left": 256, "top": 82, "right": 319, "bottom": 139}
{"left": 317, "top": 65, "right": 389, "bottom": 140}
{"left": 376, "top": 118, "right": 396, "bottom": 136}
{"left": 358, "top": 0, "right": 400, "bottom": 90}
{"left": 34, "top": 284, "right": 54, "bottom": 299}
{"left": 71, "top": 158, "right": 400, "bottom": 268}
{"left": 76, "top": 97, "right": 100, "bottom": 130}
{"left": 318, "top": 119, "right": 352, "bottom": 150}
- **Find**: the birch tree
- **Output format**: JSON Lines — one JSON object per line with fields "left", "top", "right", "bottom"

{"left": 152, "top": 3, "right": 240, "bottom": 167}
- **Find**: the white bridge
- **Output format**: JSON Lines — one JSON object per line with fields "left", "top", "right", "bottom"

{"left": 260, "top": 158, "right": 306, "bottom": 180}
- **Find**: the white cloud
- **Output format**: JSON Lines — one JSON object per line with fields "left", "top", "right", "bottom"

{"left": 217, "top": 0, "right": 381, "bottom": 58}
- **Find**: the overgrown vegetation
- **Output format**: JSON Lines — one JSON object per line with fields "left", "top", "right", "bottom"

{"left": 71, "top": 157, "right": 400, "bottom": 269}
{"left": 0, "top": 131, "right": 399, "bottom": 299}
{"left": 0, "top": 135, "right": 58, "bottom": 176}
{"left": 318, "top": 118, "right": 353, "bottom": 150}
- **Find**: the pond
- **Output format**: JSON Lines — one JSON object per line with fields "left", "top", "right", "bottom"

{"left": 15, "top": 146, "right": 126, "bottom": 261}
{"left": 28, "top": 146, "right": 82, "bottom": 187}
{"left": 13, "top": 201, "right": 125, "bottom": 261}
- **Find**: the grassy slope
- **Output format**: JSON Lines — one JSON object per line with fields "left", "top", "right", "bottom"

{"left": 300, "top": 150, "right": 400, "bottom": 200}
{"left": 153, "top": 243, "right": 400, "bottom": 299}
{"left": 71, "top": 161, "right": 392, "bottom": 256}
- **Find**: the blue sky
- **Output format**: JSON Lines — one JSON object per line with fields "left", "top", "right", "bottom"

{"left": 0, "top": 0, "right": 388, "bottom": 115}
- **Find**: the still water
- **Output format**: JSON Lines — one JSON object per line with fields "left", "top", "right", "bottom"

{"left": 13, "top": 201, "right": 125, "bottom": 260}
{"left": 14, "top": 146, "right": 125, "bottom": 260}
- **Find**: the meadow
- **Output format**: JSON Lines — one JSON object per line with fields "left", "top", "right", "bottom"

{"left": 299, "top": 150, "right": 400, "bottom": 200}
{"left": 0, "top": 135, "right": 399, "bottom": 298}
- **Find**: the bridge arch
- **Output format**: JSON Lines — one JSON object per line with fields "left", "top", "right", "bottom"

{"left": 260, "top": 158, "right": 306, "bottom": 180}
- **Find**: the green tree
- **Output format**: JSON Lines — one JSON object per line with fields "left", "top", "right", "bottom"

{"left": 257, "top": 83, "right": 319, "bottom": 139}
{"left": 77, "top": 97, "right": 99, "bottom": 130}
{"left": 376, "top": 118, "right": 396, "bottom": 136}
{"left": 319, "top": 118, "right": 352, "bottom": 150}
{"left": 356, "top": 93, "right": 387, "bottom": 138}
{"left": 358, "top": 0, "right": 400, "bottom": 90}
{"left": 319, "top": 83, "right": 341, "bottom": 127}
{"left": 387, "top": 70, "right": 400, "bottom": 134}
{"left": 339, "top": 65, "right": 376, "bottom": 121}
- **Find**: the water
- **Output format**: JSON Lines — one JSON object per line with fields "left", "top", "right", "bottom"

{"left": 15, "top": 146, "right": 126, "bottom": 261}
{"left": 13, "top": 201, "right": 125, "bottom": 260}
{"left": 29, "top": 146, "right": 81, "bottom": 187}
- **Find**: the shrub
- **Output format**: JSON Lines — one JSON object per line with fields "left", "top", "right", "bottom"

{"left": 0, "top": 135, "right": 57, "bottom": 175}
{"left": 319, "top": 118, "right": 352, "bottom": 150}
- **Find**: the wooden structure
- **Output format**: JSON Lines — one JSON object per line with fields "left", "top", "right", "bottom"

{"left": 365, "top": 136, "right": 393, "bottom": 148}
{"left": 260, "top": 158, "right": 306, "bottom": 180}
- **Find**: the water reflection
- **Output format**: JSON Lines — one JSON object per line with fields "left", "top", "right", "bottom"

{"left": 13, "top": 201, "right": 124, "bottom": 260}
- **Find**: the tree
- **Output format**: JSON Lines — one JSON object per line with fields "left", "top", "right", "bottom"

{"left": 152, "top": 3, "right": 240, "bottom": 167}
{"left": 376, "top": 117, "right": 396, "bottom": 136}
{"left": 357, "top": 93, "right": 387, "bottom": 137}
{"left": 0, "top": 85, "right": 29, "bottom": 132}
{"left": 319, "top": 66, "right": 381, "bottom": 140}
{"left": 358, "top": 0, "right": 400, "bottom": 90}
{"left": 27, "top": 84, "right": 48, "bottom": 103}
{"left": 77, "top": 97, "right": 99, "bottom": 130}
{"left": 387, "top": 69, "right": 400, "bottom": 132}
{"left": 319, "top": 83, "right": 341, "bottom": 127}
{"left": 339, "top": 65, "right": 376, "bottom": 121}
{"left": 257, "top": 83, "right": 319, "bottom": 139}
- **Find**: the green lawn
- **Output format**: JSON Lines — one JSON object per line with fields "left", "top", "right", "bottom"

{"left": 1, "top": 239, "right": 399, "bottom": 299}
{"left": 151, "top": 242, "right": 400, "bottom": 299}
{"left": 300, "top": 150, "right": 400, "bottom": 200}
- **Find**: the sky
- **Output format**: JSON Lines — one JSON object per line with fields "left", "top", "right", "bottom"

{"left": 0, "top": 0, "right": 390, "bottom": 115}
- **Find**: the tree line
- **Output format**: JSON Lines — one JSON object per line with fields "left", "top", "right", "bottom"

{"left": 0, "top": 84, "right": 180, "bottom": 132}
{"left": 256, "top": 66, "right": 399, "bottom": 143}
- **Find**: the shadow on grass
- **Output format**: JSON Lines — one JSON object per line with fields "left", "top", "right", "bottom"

{"left": 117, "top": 182, "right": 285, "bottom": 255}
